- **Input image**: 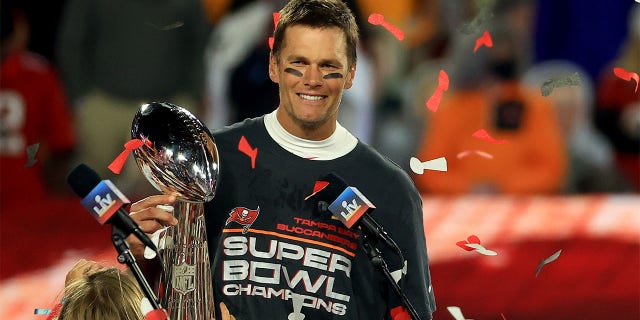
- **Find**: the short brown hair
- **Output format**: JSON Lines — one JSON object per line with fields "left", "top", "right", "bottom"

{"left": 272, "top": 0, "right": 359, "bottom": 68}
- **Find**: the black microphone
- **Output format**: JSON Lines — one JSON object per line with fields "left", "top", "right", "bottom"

{"left": 310, "top": 173, "right": 403, "bottom": 259}
{"left": 67, "top": 163, "right": 157, "bottom": 252}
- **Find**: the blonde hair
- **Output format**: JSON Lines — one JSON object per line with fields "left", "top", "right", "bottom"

{"left": 58, "top": 268, "right": 145, "bottom": 320}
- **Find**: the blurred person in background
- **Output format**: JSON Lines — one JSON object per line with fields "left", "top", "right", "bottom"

{"left": 523, "top": 60, "right": 632, "bottom": 193}
{"left": 0, "top": 3, "right": 115, "bottom": 280}
{"left": 56, "top": 0, "right": 210, "bottom": 196}
{"left": 0, "top": 1, "right": 76, "bottom": 202}
{"left": 413, "top": 21, "right": 567, "bottom": 194}
{"left": 595, "top": 5, "right": 640, "bottom": 192}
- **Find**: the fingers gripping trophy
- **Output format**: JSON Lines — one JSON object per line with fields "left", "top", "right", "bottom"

{"left": 131, "top": 102, "right": 219, "bottom": 320}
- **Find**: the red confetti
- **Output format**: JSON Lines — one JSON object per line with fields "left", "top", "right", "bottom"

{"left": 368, "top": 13, "right": 405, "bottom": 41}
{"left": 456, "top": 235, "right": 481, "bottom": 251}
{"left": 268, "top": 12, "right": 280, "bottom": 50}
{"left": 144, "top": 309, "right": 168, "bottom": 320}
{"left": 473, "top": 30, "right": 493, "bottom": 52}
{"left": 472, "top": 129, "right": 508, "bottom": 144}
{"left": 108, "top": 139, "right": 146, "bottom": 174}
{"left": 304, "top": 180, "right": 329, "bottom": 200}
{"left": 390, "top": 306, "right": 411, "bottom": 320}
{"left": 238, "top": 135, "right": 258, "bottom": 169}
{"left": 613, "top": 67, "right": 639, "bottom": 92}
{"left": 501, "top": 312, "right": 508, "bottom": 320}
{"left": 426, "top": 69, "right": 450, "bottom": 112}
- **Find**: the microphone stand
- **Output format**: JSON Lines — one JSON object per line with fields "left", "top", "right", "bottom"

{"left": 111, "top": 226, "right": 164, "bottom": 312}
{"left": 360, "top": 230, "right": 422, "bottom": 320}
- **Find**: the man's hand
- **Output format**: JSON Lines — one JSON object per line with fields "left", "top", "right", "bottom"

{"left": 126, "top": 194, "right": 178, "bottom": 260}
{"left": 219, "top": 302, "right": 236, "bottom": 320}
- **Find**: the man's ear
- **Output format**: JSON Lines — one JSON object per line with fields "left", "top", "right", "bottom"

{"left": 269, "top": 53, "right": 279, "bottom": 83}
{"left": 343, "top": 63, "right": 357, "bottom": 89}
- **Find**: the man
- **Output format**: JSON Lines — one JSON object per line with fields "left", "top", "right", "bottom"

{"left": 129, "top": 1, "right": 436, "bottom": 319}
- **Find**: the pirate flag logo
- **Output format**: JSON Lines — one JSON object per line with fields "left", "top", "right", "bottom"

{"left": 226, "top": 206, "right": 260, "bottom": 233}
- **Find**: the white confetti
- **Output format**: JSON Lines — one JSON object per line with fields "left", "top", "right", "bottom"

{"left": 447, "top": 306, "right": 473, "bottom": 320}
{"left": 465, "top": 243, "right": 498, "bottom": 256}
{"left": 536, "top": 249, "right": 563, "bottom": 277}
{"left": 410, "top": 156, "right": 448, "bottom": 174}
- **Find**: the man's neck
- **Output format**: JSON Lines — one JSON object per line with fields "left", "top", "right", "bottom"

{"left": 275, "top": 107, "right": 336, "bottom": 141}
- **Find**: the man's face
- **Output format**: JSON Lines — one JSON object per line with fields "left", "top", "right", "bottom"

{"left": 269, "top": 25, "right": 356, "bottom": 140}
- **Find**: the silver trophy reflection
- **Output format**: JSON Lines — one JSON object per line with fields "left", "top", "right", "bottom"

{"left": 131, "top": 102, "right": 219, "bottom": 320}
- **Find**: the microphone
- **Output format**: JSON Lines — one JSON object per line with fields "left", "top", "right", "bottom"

{"left": 67, "top": 163, "right": 157, "bottom": 252}
{"left": 311, "top": 173, "right": 403, "bottom": 258}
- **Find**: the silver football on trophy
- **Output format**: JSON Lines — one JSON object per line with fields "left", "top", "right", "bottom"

{"left": 130, "top": 102, "right": 219, "bottom": 202}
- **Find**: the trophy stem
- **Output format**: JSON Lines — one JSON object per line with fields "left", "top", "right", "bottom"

{"left": 158, "top": 200, "right": 215, "bottom": 320}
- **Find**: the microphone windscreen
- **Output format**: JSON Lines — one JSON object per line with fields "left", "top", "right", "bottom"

{"left": 316, "top": 172, "right": 348, "bottom": 199}
{"left": 67, "top": 164, "right": 102, "bottom": 197}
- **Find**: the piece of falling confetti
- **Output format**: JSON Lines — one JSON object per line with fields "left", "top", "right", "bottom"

{"left": 24, "top": 143, "right": 39, "bottom": 168}
{"left": 145, "top": 21, "right": 184, "bottom": 31}
{"left": 458, "top": 6, "right": 494, "bottom": 35}
{"left": 456, "top": 235, "right": 481, "bottom": 251}
{"left": 472, "top": 129, "right": 508, "bottom": 144}
{"left": 268, "top": 12, "right": 280, "bottom": 50}
{"left": 540, "top": 72, "right": 582, "bottom": 97}
{"left": 501, "top": 313, "right": 508, "bottom": 320}
{"left": 140, "top": 297, "right": 168, "bottom": 320}
{"left": 238, "top": 135, "right": 258, "bottom": 169}
{"left": 473, "top": 30, "right": 493, "bottom": 52}
{"left": 536, "top": 249, "right": 562, "bottom": 277}
{"left": 465, "top": 243, "right": 498, "bottom": 256}
{"left": 456, "top": 150, "right": 493, "bottom": 159}
{"left": 447, "top": 306, "right": 472, "bottom": 320}
{"left": 426, "top": 69, "right": 450, "bottom": 112}
{"left": 368, "top": 13, "right": 405, "bottom": 41}
{"left": 108, "top": 139, "right": 146, "bottom": 174}
{"left": 613, "top": 67, "right": 639, "bottom": 92}
{"left": 409, "top": 156, "right": 447, "bottom": 175}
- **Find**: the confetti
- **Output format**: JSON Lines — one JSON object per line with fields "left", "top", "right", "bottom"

{"left": 473, "top": 30, "right": 493, "bottom": 52}
{"left": 268, "top": 12, "right": 280, "bottom": 50}
{"left": 458, "top": 6, "right": 494, "bottom": 35}
{"left": 456, "top": 150, "right": 493, "bottom": 159}
{"left": 24, "top": 143, "right": 39, "bottom": 168}
{"left": 145, "top": 21, "right": 184, "bottom": 31}
{"left": 465, "top": 243, "right": 498, "bottom": 256}
{"left": 501, "top": 313, "right": 508, "bottom": 320}
{"left": 535, "top": 249, "right": 562, "bottom": 277}
{"left": 368, "top": 13, "right": 405, "bottom": 41}
{"left": 108, "top": 139, "right": 146, "bottom": 174}
{"left": 238, "top": 135, "right": 258, "bottom": 169}
{"left": 540, "top": 72, "right": 582, "bottom": 97}
{"left": 426, "top": 69, "right": 450, "bottom": 112}
{"left": 446, "top": 306, "right": 472, "bottom": 320}
{"left": 304, "top": 180, "right": 330, "bottom": 201}
{"left": 613, "top": 67, "right": 639, "bottom": 92}
{"left": 456, "top": 235, "right": 481, "bottom": 251}
{"left": 472, "top": 129, "right": 508, "bottom": 144}
{"left": 140, "top": 297, "right": 168, "bottom": 320}
{"left": 409, "top": 156, "right": 447, "bottom": 174}
{"left": 390, "top": 305, "right": 411, "bottom": 320}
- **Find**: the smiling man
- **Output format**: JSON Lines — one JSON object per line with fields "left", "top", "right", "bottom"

{"left": 128, "top": 1, "right": 436, "bottom": 319}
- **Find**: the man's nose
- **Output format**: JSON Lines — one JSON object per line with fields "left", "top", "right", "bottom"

{"left": 303, "top": 66, "right": 324, "bottom": 87}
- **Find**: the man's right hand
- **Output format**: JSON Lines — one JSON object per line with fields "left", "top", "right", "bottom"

{"left": 126, "top": 194, "right": 178, "bottom": 260}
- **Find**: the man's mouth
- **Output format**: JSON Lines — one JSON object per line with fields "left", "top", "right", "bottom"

{"left": 298, "top": 93, "right": 326, "bottom": 101}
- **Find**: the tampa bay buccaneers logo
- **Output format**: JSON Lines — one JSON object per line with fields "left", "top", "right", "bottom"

{"left": 225, "top": 206, "right": 260, "bottom": 234}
